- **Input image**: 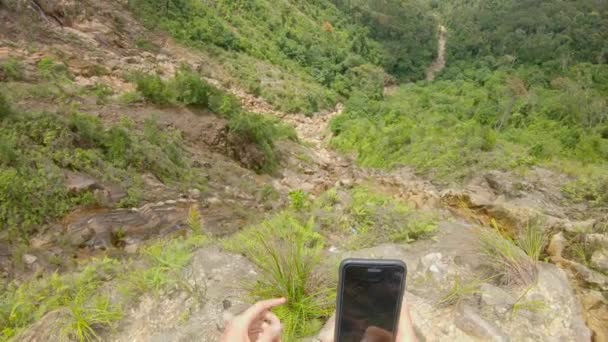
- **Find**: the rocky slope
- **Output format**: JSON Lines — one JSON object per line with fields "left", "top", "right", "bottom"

{"left": 1, "top": 1, "right": 607, "bottom": 341}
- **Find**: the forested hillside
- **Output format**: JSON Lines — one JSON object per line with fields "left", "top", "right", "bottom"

{"left": 333, "top": 0, "right": 608, "bottom": 204}
{"left": 1, "top": 0, "right": 608, "bottom": 340}
{"left": 128, "top": 0, "right": 437, "bottom": 113}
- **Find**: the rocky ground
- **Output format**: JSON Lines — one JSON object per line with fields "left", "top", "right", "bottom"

{"left": 1, "top": 1, "right": 607, "bottom": 341}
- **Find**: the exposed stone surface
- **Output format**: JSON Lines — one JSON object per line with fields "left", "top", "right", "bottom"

{"left": 591, "top": 249, "right": 608, "bottom": 273}
{"left": 454, "top": 303, "right": 509, "bottom": 342}
{"left": 64, "top": 199, "right": 195, "bottom": 248}
{"left": 14, "top": 309, "right": 71, "bottom": 342}
{"left": 111, "top": 247, "right": 257, "bottom": 342}
{"left": 479, "top": 283, "right": 516, "bottom": 314}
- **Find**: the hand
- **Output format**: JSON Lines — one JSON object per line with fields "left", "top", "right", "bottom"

{"left": 317, "top": 295, "right": 418, "bottom": 342}
{"left": 220, "top": 298, "right": 287, "bottom": 342}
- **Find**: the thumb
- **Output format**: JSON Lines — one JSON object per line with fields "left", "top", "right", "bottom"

{"left": 257, "top": 312, "right": 282, "bottom": 342}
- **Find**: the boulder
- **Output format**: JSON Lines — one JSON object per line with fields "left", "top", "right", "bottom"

{"left": 525, "top": 263, "right": 592, "bottom": 341}
{"left": 479, "top": 284, "right": 516, "bottom": 315}
{"left": 14, "top": 308, "right": 70, "bottom": 342}
{"left": 416, "top": 252, "right": 449, "bottom": 281}
{"left": 454, "top": 303, "right": 509, "bottom": 341}
{"left": 109, "top": 247, "right": 257, "bottom": 342}
{"left": 64, "top": 171, "right": 99, "bottom": 194}
{"left": 591, "top": 249, "right": 608, "bottom": 273}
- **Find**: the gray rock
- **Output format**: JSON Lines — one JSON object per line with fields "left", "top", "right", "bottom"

{"left": 528, "top": 263, "right": 592, "bottom": 340}
{"left": 454, "top": 303, "right": 509, "bottom": 341}
{"left": 188, "top": 188, "right": 201, "bottom": 199}
{"left": 591, "top": 249, "right": 608, "bottom": 273}
{"left": 14, "top": 308, "right": 71, "bottom": 341}
{"left": 417, "top": 252, "right": 449, "bottom": 280}
{"left": 586, "top": 234, "right": 608, "bottom": 249}
{"left": 479, "top": 284, "right": 516, "bottom": 314}
{"left": 22, "top": 254, "right": 37, "bottom": 265}
{"left": 64, "top": 171, "right": 99, "bottom": 193}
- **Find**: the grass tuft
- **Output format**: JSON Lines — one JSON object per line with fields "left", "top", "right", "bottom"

{"left": 478, "top": 228, "right": 537, "bottom": 285}
{"left": 517, "top": 222, "right": 548, "bottom": 261}
{"left": 436, "top": 277, "right": 483, "bottom": 307}
{"left": 223, "top": 212, "right": 333, "bottom": 340}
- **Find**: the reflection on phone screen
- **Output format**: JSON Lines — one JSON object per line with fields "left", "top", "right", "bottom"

{"left": 339, "top": 265, "right": 404, "bottom": 342}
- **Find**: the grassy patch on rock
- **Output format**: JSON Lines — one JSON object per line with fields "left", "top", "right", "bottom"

{"left": 0, "top": 234, "right": 208, "bottom": 341}
{"left": 0, "top": 107, "right": 204, "bottom": 242}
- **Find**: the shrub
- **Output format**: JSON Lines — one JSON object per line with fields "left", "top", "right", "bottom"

{"left": 37, "top": 57, "right": 70, "bottom": 81}
{"left": 228, "top": 112, "right": 297, "bottom": 172}
{"left": 1, "top": 58, "right": 25, "bottom": 81}
{"left": 208, "top": 88, "right": 242, "bottom": 118}
{"left": 172, "top": 69, "right": 210, "bottom": 108}
{"left": 0, "top": 91, "right": 13, "bottom": 120}
{"left": 289, "top": 190, "right": 310, "bottom": 210}
{"left": 0, "top": 112, "right": 204, "bottom": 241}
{"left": 134, "top": 73, "right": 174, "bottom": 105}
{"left": 223, "top": 213, "right": 333, "bottom": 339}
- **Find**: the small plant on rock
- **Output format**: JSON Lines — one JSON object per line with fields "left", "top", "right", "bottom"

{"left": 478, "top": 228, "right": 537, "bottom": 285}
{"left": 223, "top": 213, "right": 334, "bottom": 340}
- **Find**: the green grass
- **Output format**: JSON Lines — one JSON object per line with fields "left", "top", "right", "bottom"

{"left": 509, "top": 286, "right": 547, "bottom": 320}
{"left": 0, "top": 110, "right": 204, "bottom": 242}
{"left": 1, "top": 234, "right": 208, "bottom": 341}
{"left": 122, "top": 235, "right": 208, "bottom": 297}
{"left": 288, "top": 190, "right": 311, "bottom": 211}
{"left": 340, "top": 187, "right": 438, "bottom": 249}
{"left": 223, "top": 212, "right": 333, "bottom": 340}
{"left": 0, "top": 58, "right": 25, "bottom": 81}
{"left": 477, "top": 228, "right": 537, "bottom": 285}
{"left": 0, "top": 91, "right": 12, "bottom": 120}
{"left": 37, "top": 57, "right": 71, "bottom": 81}
{"left": 436, "top": 277, "right": 483, "bottom": 307}
{"left": 0, "top": 258, "right": 124, "bottom": 341}
{"left": 517, "top": 222, "right": 548, "bottom": 261}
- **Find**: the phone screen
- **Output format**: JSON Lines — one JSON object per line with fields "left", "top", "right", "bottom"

{"left": 337, "top": 263, "right": 405, "bottom": 342}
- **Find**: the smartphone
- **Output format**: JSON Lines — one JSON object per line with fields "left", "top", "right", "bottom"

{"left": 334, "top": 259, "right": 407, "bottom": 342}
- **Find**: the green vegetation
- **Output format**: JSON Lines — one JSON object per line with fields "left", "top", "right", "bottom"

{"left": 1, "top": 258, "right": 124, "bottom": 340}
{"left": 37, "top": 57, "right": 71, "bottom": 81}
{"left": 441, "top": 0, "right": 608, "bottom": 66}
{"left": 224, "top": 186, "right": 437, "bottom": 339}
{"left": 0, "top": 110, "right": 203, "bottom": 242}
{"left": 517, "top": 223, "right": 548, "bottom": 262}
{"left": 0, "top": 58, "right": 25, "bottom": 81}
{"left": 133, "top": 69, "right": 296, "bottom": 172}
{"left": 1, "top": 235, "right": 208, "bottom": 340}
{"left": 478, "top": 228, "right": 537, "bottom": 286}
{"left": 436, "top": 277, "right": 482, "bottom": 307}
{"left": 340, "top": 187, "right": 437, "bottom": 248}
{"left": 0, "top": 91, "right": 12, "bottom": 119}
{"left": 329, "top": 1, "right": 608, "bottom": 211}
{"left": 224, "top": 213, "right": 332, "bottom": 339}
{"left": 128, "top": 0, "right": 437, "bottom": 113}
{"left": 332, "top": 63, "right": 608, "bottom": 182}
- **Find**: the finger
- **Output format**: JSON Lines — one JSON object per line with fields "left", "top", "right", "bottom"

{"left": 362, "top": 326, "right": 393, "bottom": 342}
{"left": 239, "top": 298, "right": 287, "bottom": 324}
{"left": 257, "top": 312, "right": 282, "bottom": 342}
{"left": 396, "top": 295, "right": 418, "bottom": 342}
{"left": 317, "top": 313, "right": 335, "bottom": 342}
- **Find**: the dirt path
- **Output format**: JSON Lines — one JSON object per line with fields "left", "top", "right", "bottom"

{"left": 426, "top": 25, "right": 447, "bottom": 81}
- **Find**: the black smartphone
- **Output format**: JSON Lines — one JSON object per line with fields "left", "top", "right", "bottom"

{"left": 334, "top": 259, "right": 407, "bottom": 342}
